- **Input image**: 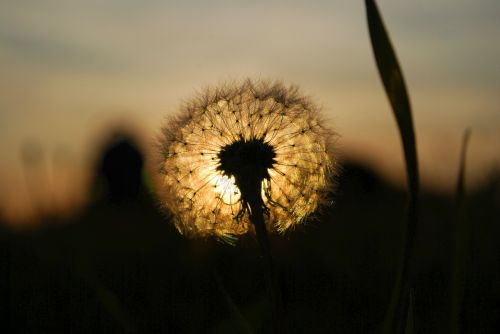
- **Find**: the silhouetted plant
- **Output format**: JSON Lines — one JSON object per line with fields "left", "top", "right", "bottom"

{"left": 157, "top": 79, "right": 335, "bottom": 332}
{"left": 158, "top": 79, "right": 335, "bottom": 239}
{"left": 365, "top": 0, "right": 419, "bottom": 333}
{"left": 451, "top": 129, "right": 471, "bottom": 334}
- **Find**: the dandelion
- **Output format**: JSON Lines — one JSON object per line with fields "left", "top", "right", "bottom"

{"left": 158, "top": 79, "right": 334, "bottom": 239}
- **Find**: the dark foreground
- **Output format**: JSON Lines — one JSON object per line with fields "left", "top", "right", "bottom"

{"left": 1, "top": 154, "right": 499, "bottom": 333}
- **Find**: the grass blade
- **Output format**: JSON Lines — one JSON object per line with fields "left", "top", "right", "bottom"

{"left": 455, "top": 129, "right": 471, "bottom": 206}
{"left": 364, "top": 1, "right": 419, "bottom": 333}
{"left": 364, "top": 1, "right": 418, "bottom": 193}
{"left": 450, "top": 129, "right": 471, "bottom": 334}
{"left": 405, "top": 289, "right": 416, "bottom": 334}
{"left": 213, "top": 269, "right": 254, "bottom": 334}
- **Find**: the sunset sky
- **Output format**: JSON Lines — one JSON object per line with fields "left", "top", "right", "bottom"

{"left": 1, "top": 0, "right": 499, "bottom": 223}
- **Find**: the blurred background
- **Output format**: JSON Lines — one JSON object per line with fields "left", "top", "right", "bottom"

{"left": 0, "top": 1, "right": 499, "bottom": 333}
{"left": 1, "top": 0, "right": 499, "bottom": 224}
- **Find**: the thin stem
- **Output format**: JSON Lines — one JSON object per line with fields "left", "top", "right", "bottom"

{"left": 248, "top": 195, "right": 285, "bottom": 334}
{"left": 450, "top": 129, "right": 471, "bottom": 334}
{"left": 212, "top": 269, "right": 254, "bottom": 334}
{"left": 386, "top": 195, "right": 418, "bottom": 334}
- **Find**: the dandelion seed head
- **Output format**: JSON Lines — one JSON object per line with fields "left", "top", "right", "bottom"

{"left": 158, "top": 79, "right": 335, "bottom": 238}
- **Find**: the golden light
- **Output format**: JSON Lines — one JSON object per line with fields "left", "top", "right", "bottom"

{"left": 158, "top": 79, "right": 335, "bottom": 238}
{"left": 213, "top": 175, "right": 240, "bottom": 205}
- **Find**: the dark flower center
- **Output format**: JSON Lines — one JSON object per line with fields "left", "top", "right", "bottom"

{"left": 217, "top": 138, "right": 276, "bottom": 202}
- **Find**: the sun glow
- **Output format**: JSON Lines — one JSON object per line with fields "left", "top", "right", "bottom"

{"left": 213, "top": 174, "right": 241, "bottom": 205}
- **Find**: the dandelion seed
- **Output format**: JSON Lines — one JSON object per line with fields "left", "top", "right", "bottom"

{"left": 158, "top": 79, "right": 335, "bottom": 238}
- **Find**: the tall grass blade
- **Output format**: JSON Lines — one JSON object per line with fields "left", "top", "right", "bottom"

{"left": 364, "top": 1, "right": 419, "bottom": 333}
{"left": 405, "top": 289, "right": 416, "bottom": 334}
{"left": 213, "top": 269, "right": 254, "bottom": 334}
{"left": 450, "top": 129, "right": 471, "bottom": 334}
{"left": 455, "top": 129, "right": 471, "bottom": 207}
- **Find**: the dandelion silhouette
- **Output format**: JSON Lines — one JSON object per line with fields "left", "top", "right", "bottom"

{"left": 158, "top": 79, "right": 334, "bottom": 240}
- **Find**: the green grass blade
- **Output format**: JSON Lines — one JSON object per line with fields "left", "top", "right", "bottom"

{"left": 455, "top": 129, "right": 471, "bottom": 206}
{"left": 364, "top": 1, "right": 420, "bottom": 333}
{"left": 365, "top": 0, "right": 418, "bottom": 193}
{"left": 213, "top": 269, "right": 254, "bottom": 334}
{"left": 405, "top": 289, "right": 416, "bottom": 334}
{"left": 450, "top": 129, "right": 471, "bottom": 334}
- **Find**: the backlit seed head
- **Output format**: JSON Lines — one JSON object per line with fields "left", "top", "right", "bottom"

{"left": 158, "top": 79, "right": 336, "bottom": 238}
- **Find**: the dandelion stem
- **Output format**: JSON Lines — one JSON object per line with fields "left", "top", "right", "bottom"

{"left": 247, "top": 191, "right": 285, "bottom": 333}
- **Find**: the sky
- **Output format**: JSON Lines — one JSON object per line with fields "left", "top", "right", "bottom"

{"left": 1, "top": 0, "right": 499, "bottom": 223}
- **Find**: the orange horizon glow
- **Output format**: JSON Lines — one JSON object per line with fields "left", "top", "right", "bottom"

{"left": 1, "top": 0, "right": 499, "bottom": 225}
